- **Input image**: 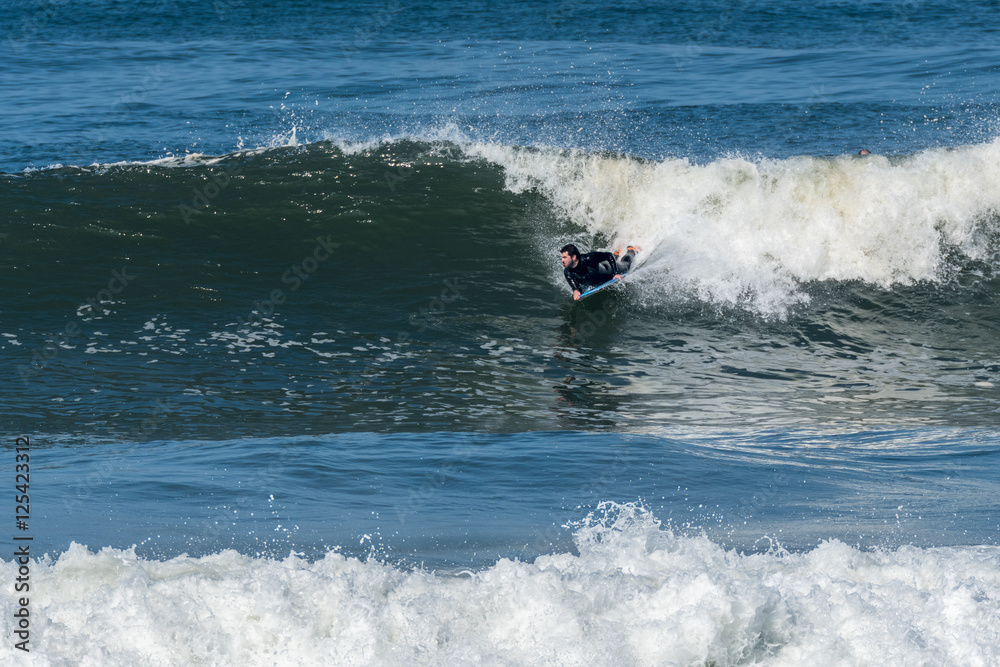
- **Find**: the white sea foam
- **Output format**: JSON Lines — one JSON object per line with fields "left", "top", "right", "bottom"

{"left": 3, "top": 503, "right": 998, "bottom": 666}
{"left": 468, "top": 139, "right": 1000, "bottom": 315}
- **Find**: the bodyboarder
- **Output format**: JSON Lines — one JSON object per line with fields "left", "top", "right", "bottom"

{"left": 560, "top": 243, "right": 638, "bottom": 300}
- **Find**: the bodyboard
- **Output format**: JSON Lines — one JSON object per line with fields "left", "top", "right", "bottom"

{"left": 579, "top": 272, "right": 628, "bottom": 299}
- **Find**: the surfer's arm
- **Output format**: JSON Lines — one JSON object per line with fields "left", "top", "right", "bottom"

{"left": 564, "top": 268, "right": 582, "bottom": 293}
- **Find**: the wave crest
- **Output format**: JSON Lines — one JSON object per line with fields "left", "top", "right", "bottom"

{"left": 471, "top": 139, "right": 1000, "bottom": 315}
{"left": 6, "top": 508, "right": 999, "bottom": 666}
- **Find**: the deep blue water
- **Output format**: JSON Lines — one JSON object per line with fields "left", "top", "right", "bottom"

{"left": 2, "top": 1, "right": 1000, "bottom": 664}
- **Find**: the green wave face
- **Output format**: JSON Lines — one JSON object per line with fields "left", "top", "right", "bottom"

{"left": 2, "top": 140, "right": 999, "bottom": 437}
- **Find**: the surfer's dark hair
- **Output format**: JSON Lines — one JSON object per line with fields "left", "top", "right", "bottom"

{"left": 560, "top": 243, "right": 580, "bottom": 258}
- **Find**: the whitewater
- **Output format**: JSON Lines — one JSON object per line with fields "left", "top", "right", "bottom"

{"left": 3, "top": 504, "right": 998, "bottom": 666}
{"left": 3, "top": 0, "right": 1000, "bottom": 664}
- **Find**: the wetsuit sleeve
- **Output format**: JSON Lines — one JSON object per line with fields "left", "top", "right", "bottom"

{"left": 564, "top": 268, "right": 582, "bottom": 292}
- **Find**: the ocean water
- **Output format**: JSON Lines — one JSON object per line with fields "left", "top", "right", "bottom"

{"left": 3, "top": 0, "right": 1000, "bottom": 664}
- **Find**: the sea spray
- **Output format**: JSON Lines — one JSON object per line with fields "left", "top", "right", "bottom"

{"left": 4, "top": 505, "right": 998, "bottom": 666}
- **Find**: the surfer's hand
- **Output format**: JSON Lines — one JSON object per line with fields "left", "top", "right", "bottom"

{"left": 613, "top": 274, "right": 622, "bottom": 281}
{"left": 573, "top": 290, "right": 581, "bottom": 300}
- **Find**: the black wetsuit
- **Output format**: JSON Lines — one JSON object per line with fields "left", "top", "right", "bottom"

{"left": 564, "top": 252, "right": 620, "bottom": 293}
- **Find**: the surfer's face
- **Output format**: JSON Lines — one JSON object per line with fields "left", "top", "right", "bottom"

{"left": 560, "top": 251, "right": 577, "bottom": 269}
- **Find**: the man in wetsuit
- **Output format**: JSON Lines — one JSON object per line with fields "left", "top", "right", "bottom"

{"left": 560, "top": 243, "right": 637, "bottom": 300}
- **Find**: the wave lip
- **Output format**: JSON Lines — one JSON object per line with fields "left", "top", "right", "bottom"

{"left": 4, "top": 503, "right": 998, "bottom": 666}
{"left": 469, "top": 138, "right": 1000, "bottom": 315}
